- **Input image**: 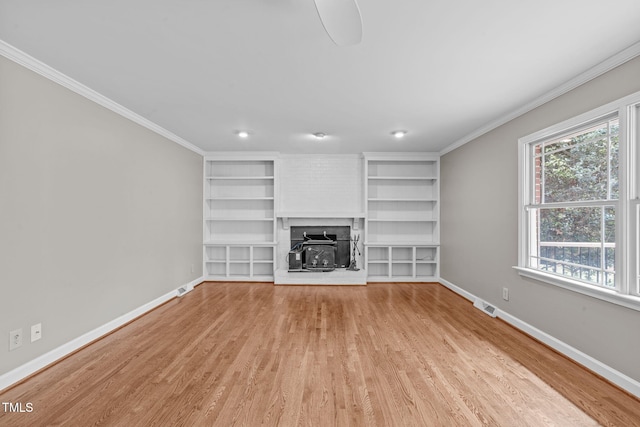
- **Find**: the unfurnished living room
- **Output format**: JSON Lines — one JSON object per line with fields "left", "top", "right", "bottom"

{"left": 2, "top": 1, "right": 640, "bottom": 425}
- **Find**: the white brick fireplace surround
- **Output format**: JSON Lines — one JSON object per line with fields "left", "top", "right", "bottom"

{"left": 275, "top": 154, "right": 366, "bottom": 284}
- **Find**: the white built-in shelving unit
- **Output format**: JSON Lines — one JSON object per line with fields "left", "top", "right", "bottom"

{"left": 203, "top": 154, "right": 278, "bottom": 281}
{"left": 203, "top": 152, "right": 439, "bottom": 284}
{"left": 364, "top": 153, "right": 440, "bottom": 282}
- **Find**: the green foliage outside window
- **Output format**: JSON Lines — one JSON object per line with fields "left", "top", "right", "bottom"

{"left": 534, "top": 119, "right": 618, "bottom": 287}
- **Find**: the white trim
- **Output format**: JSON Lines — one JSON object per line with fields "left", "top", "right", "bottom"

{"left": 0, "top": 276, "right": 205, "bottom": 392}
{"left": 0, "top": 40, "right": 204, "bottom": 156}
{"left": 279, "top": 153, "right": 364, "bottom": 160}
{"left": 204, "top": 276, "right": 274, "bottom": 282}
{"left": 363, "top": 152, "right": 440, "bottom": 161}
{"left": 439, "top": 277, "right": 640, "bottom": 398}
{"left": 204, "top": 151, "right": 280, "bottom": 161}
{"left": 193, "top": 278, "right": 206, "bottom": 288}
{"left": 514, "top": 267, "right": 640, "bottom": 312}
{"left": 440, "top": 41, "right": 640, "bottom": 156}
{"left": 277, "top": 211, "right": 366, "bottom": 219}
{"left": 517, "top": 92, "right": 640, "bottom": 304}
{"left": 438, "top": 277, "right": 476, "bottom": 302}
{"left": 518, "top": 95, "right": 637, "bottom": 145}
{"left": 497, "top": 308, "right": 640, "bottom": 399}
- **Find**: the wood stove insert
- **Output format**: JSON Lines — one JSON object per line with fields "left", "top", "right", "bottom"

{"left": 289, "top": 226, "right": 351, "bottom": 271}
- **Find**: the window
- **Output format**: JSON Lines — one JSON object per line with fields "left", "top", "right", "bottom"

{"left": 517, "top": 91, "right": 640, "bottom": 310}
{"left": 531, "top": 117, "right": 619, "bottom": 287}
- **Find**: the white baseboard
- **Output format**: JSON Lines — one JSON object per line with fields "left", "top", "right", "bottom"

{"left": 438, "top": 277, "right": 476, "bottom": 302}
{"left": 0, "top": 276, "right": 205, "bottom": 392}
{"left": 439, "top": 277, "right": 640, "bottom": 398}
{"left": 176, "top": 275, "right": 204, "bottom": 296}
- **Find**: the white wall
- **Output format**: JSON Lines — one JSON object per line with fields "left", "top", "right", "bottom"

{"left": 440, "top": 55, "right": 640, "bottom": 383}
{"left": 0, "top": 55, "right": 203, "bottom": 377}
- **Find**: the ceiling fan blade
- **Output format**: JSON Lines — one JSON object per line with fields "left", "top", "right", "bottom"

{"left": 313, "top": 0, "right": 363, "bottom": 46}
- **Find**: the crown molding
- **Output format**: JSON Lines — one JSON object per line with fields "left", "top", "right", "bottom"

{"left": 279, "top": 153, "right": 363, "bottom": 160}
{"left": 0, "top": 39, "right": 205, "bottom": 156}
{"left": 204, "top": 151, "right": 281, "bottom": 160}
{"left": 362, "top": 151, "right": 439, "bottom": 161}
{"left": 440, "top": 40, "right": 640, "bottom": 156}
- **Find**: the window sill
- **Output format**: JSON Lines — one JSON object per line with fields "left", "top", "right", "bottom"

{"left": 513, "top": 267, "right": 640, "bottom": 312}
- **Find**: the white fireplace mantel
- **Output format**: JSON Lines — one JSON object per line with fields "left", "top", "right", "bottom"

{"left": 276, "top": 212, "right": 365, "bottom": 230}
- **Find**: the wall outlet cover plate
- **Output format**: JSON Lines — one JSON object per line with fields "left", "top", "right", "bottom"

{"left": 9, "top": 328, "right": 23, "bottom": 351}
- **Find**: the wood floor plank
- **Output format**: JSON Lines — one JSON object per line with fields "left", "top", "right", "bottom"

{"left": 1, "top": 282, "right": 639, "bottom": 426}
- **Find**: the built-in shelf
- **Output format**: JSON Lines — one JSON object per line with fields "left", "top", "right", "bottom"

{"left": 367, "top": 176, "right": 437, "bottom": 180}
{"left": 364, "top": 153, "right": 440, "bottom": 282}
{"left": 204, "top": 156, "right": 277, "bottom": 281}
{"left": 368, "top": 198, "right": 437, "bottom": 202}
{"left": 365, "top": 244, "right": 440, "bottom": 282}
{"left": 207, "top": 196, "right": 275, "bottom": 200}
{"left": 206, "top": 176, "right": 275, "bottom": 180}
{"left": 365, "top": 241, "right": 440, "bottom": 246}
{"left": 204, "top": 241, "right": 277, "bottom": 246}
{"left": 204, "top": 243, "right": 277, "bottom": 281}
{"left": 367, "top": 218, "right": 437, "bottom": 222}
{"left": 205, "top": 217, "right": 275, "bottom": 221}
{"left": 202, "top": 152, "right": 440, "bottom": 284}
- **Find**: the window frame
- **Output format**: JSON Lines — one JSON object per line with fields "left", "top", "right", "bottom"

{"left": 516, "top": 90, "right": 640, "bottom": 312}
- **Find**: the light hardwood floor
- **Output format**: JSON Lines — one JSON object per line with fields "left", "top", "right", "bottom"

{"left": 1, "top": 282, "right": 639, "bottom": 426}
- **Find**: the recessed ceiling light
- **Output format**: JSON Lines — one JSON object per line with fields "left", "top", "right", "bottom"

{"left": 391, "top": 130, "right": 407, "bottom": 139}
{"left": 313, "top": 132, "right": 327, "bottom": 140}
{"left": 237, "top": 131, "right": 249, "bottom": 138}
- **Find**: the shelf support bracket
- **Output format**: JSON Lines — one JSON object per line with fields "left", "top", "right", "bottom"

{"left": 283, "top": 217, "right": 290, "bottom": 230}
{"left": 352, "top": 217, "right": 359, "bottom": 230}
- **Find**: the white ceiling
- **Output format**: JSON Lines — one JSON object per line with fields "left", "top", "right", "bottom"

{"left": 1, "top": 0, "right": 640, "bottom": 154}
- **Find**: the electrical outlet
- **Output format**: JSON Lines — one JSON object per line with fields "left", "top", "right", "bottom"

{"left": 502, "top": 287, "right": 509, "bottom": 301}
{"left": 9, "top": 328, "right": 23, "bottom": 351}
{"left": 31, "top": 323, "right": 42, "bottom": 342}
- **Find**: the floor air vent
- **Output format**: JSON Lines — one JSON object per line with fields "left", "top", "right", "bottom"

{"left": 473, "top": 298, "right": 497, "bottom": 318}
